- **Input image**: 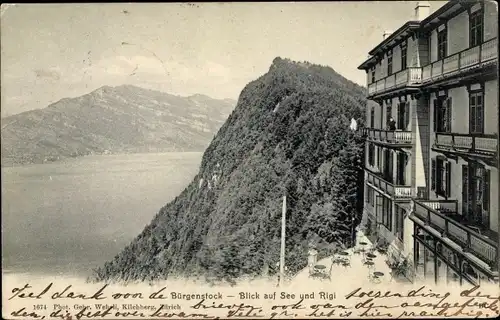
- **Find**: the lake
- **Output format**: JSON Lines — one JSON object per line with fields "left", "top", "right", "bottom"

{"left": 1, "top": 152, "right": 202, "bottom": 277}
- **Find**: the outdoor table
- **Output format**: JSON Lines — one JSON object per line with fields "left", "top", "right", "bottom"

{"left": 366, "top": 253, "right": 377, "bottom": 259}
{"left": 370, "top": 271, "right": 384, "bottom": 284}
{"left": 358, "top": 242, "right": 368, "bottom": 253}
{"left": 310, "top": 264, "right": 329, "bottom": 280}
{"left": 337, "top": 251, "right": 351, "bottom": 263}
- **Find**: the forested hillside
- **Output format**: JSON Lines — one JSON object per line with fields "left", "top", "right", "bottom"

{"left": 92, "top": 58, "right": 367, "bottom": 284}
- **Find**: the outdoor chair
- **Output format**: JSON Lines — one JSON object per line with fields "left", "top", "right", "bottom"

{"left": 353, "top": 248, "right": 363, "bottom": 255}
{"left": 309, "top": 262, "right": 333, "bottom": 281}
{"left": 389, "top": 261, "right": 407, "bottom": 282}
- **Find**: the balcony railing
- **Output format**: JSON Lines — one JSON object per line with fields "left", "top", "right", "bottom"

{"left": 422, "top": 37, "right": 497, "bottom": 83}
{"left": 413, "top": 199, "right": 498, "bottom": 269}
{"left": 365, "top": 168, "right": 412, "bottom": 198}
{"left": 367, "top": 67, "right": 422, "bottom": 96}
{"left": 434, "top": 132, "right": 498, "bottom": 156}
{"left": 364, "top": 128, "right": 413, "bottom": 146}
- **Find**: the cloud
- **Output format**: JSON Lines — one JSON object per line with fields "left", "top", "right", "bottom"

{"left": 81, "top": 54, "right": 234, "bottom": 91}
{"left": 33, "top": 68, "right": 61, "bottom": 80}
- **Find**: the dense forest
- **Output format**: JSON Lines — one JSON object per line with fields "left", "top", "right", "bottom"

{"left": 91, "top": 57, "right": 367, "bottom": 284}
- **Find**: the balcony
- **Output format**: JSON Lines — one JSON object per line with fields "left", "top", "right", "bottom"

{"left": 365, "top": 168, "right": 412, "bottom": 199}
{"left": 433, "top": 132, "right": 498, "bottom": 162}
{"left": 422, "top": 38, "right": 497, "bottom": 84}
{"left": 364, "top": 128, "right": 412, "bottom": 147}
{"left": 413, "top": 199, "right": 498, "bottom": 270}
{"left": 367, "top": 67, "right": 422, "bottom": 97}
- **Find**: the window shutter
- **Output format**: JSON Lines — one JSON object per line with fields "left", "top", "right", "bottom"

{"left": 431, "top": 159, "right": 436, "bottom": 191}
{"left": 447, "top": 97, "right": 452, "bottom": 132}
{"left": 469, "top": 93, "right": 475, "bottom": 133}
{"left": 483, "top": 169, "right": 490, "bottom": 212}
{"left": 441, "top": 98, "right": 448, "bottom": 132}
{"left": 446, "top": 161, "right": 451, "bottom": 198}
{"left": 462, "top": 165, "right": 469, "bottom": 215}
{"left": 405, "top": 101, "right": 410, "bottom": 130}
{"left": 433, "top": 99, "right": 438, "bottom": 132}
{"left": 436, "top": 159, "right": 442, "bottom": 194}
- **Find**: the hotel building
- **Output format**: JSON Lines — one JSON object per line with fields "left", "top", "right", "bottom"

{"left": 358, "top": 0, "right": 498, "bottom": 285}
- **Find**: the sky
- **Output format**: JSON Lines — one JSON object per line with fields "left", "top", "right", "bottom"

{"left": 0, "top": 1, "right": 448, "bottom": 117}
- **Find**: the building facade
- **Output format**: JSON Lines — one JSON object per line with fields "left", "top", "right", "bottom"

{"left": 358, "top": 0, "right": 498, "bottom": 286}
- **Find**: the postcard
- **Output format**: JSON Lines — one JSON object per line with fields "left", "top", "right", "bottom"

{"left": 1, "top": 1, "right": 499, "bottom": 319}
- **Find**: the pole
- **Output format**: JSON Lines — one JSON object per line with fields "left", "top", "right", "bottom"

{"left": 279, "top": 195, "right": 286, "bottom": 287}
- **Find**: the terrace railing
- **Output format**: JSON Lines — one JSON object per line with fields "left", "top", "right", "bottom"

{"left": 422, "top": 37, "right": 497, "bottom": 83}
{"left": 413, "top": 199, "right": 498, "bottom": 269}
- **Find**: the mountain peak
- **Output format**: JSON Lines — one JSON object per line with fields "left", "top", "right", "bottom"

{"left": 91, "top": 57, "right": 367, "bottom": 284}
{"left": 188, "top": 93, "right": 212, "bottom": 100}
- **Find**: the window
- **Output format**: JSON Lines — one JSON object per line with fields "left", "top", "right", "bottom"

{"left": 377, "top": 147, "right": 383, "bottom": 172}
{"left": 433, "top": 96, "right": 452, "bottom": 133}
{"left": 431, "top": 157, "right": 451, "bottom": 198}
{"left": 366, "top": 186, "right": 375, "bottom": 207}
{"left": 424, "top": 248, "right": 436, "bottom": 282}
{"left": 386, "top": 103, "right": 392, "bottom": 128}
{"left": 370, "top": 106, "right": 375, "bottom": 128}
{"left": 415, "top": 238, "right": 425, "bottom": 276}
{"left": 463, "top": 163, "right": 490, "bottom": 228}
{"left": 469, "top": 90, "right": 484, "bottom": 134}
{"left": 401, "top": 44, "right": 407, "bottom": 70}
{"left": 387, "top": 50, "right": 393, "bottom": 75}
{"left": 397, "top": 101, "right": 410, "bottom": 130}
{"left": 396, "top": 151, "right": 408, "bottom": 185}
{"left": 469, "top": 8, "right": 483, "bottom": 47}
{"left": 395, "top": 206, "right": 405, "bottom": 241}
{"left": 383, "top": 149, "right": 394, "bottom": 183}
{"left": 368, "top": 143, "right": 375, "bottom": 167}
{"left": 381, "top": 196, "right": 392, "bottom": 231}
{"left": 437, "top": 27, "right": 447, "bottom": 60}
{"left": 371, "top": 68, "right": 376, "bottom": 84}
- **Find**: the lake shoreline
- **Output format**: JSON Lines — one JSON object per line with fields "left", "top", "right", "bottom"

{"left": 1, "top": 150, "right": 205, "bottom": 169}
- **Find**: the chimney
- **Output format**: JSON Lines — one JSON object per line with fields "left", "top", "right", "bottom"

{"left": 383, "top": 30, "right": 393, "bottom": 40}
{"left": 414, "top": 1, "right": 431, "bottom": 21}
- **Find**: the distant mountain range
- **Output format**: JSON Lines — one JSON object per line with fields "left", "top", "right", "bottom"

{"left": 1, "top": 85, "right": 236, "bottom": 166}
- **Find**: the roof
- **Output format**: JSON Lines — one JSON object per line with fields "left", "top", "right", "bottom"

{"left": 357, "top": 21, "right": 420, "bottom": 70}
{"left": 357, "top": 0, "right": 467, "bottom": 70}
{"left": 368, "top": 21, "right": 421, "bottom": 56}
{"left": 419, "top": 0, "right": 461, "bottom": 28}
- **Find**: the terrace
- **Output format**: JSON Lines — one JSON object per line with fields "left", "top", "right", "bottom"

{"left": 364, "top": 128, "right": 413, "bottom": 148}
{"left": 422, "top": 37, "right": 497, "bottom": 84}
{"left": 365, "top": 168, "right": 412, "bottom": 199}
{"left": 412, "top": 199, "right": 498, "bottom": 270}
{"left": 367, "top": 67, "right": 422, "bottom": 97}
{"left": 433, "top": 132, "right": 498, "bottom": 165}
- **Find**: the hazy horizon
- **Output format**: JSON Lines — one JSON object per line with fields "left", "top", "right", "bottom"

{"left": 0, "top": 84, "right": 238, "bottom": 119}
{"left": 1, "top": 2, "right": 448, "bottom": 117}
